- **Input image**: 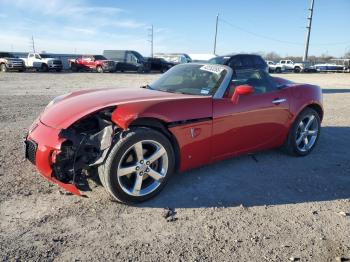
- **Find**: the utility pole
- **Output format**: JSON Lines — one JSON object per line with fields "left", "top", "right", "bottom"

{"left": 148, "top": 25, "right": 154, "bottom": 57}
{"left": 31, "top": 35, "right": 36, "bottom": 53}
{"left": 213, "top": 14, "right": 219, "bottom": 55}
{"left": 303, "top": 0, "right": 315, "bottom": 62}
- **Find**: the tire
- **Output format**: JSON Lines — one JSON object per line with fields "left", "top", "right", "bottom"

{"left": 98, "top": 127, "right": 175, "bottom": 203}
{"left": 294, "top": 67, "right": 301, "bottom": 73}
{"left": 275, "top": 67, "right": 282, "bottom": 73}
{"left": 96, "top": 66, "right": 103, "bottom": 73}
{"left": 41, "top": 64, "right": 48, "bottom": 72}
{"left": 55, "top": 69, "right": 62, "bottom": 72}
{"left": 0, "top": 63, "right": 7, "bottom": 72}
{"left": 283, "top": 107, "right": 321, "bottom": 156}
{"left": 71, "top": 64, "right": 78, "bottom": 72}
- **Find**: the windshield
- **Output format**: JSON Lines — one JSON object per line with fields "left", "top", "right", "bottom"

{"left": 40, "top": 54, "right": 55, "bottom": 58}
{"left": 94, "top": 55, "right": 107, "bottom": 60}
{"left": 149, "top": 64, "right": 227, "bottom": 96}
{"left": 0, "top": 52, "right": 14, "bottom": 58}
{"left": 132, "top": 51, "right": 144, "bottom": 62}
{"left": 208, "top": 56, "right": 230, "bottom": 65}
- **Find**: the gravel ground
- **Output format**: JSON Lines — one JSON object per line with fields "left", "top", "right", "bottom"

{"left": 0, "top": 72, "right": 349, "bottom": 261}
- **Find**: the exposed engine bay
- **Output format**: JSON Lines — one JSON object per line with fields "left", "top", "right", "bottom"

{"left": 52, "top": 107, "right": 118, "bottom": 187}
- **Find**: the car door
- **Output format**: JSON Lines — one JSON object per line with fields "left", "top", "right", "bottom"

{"left": 212, "top": 69, "right": 291, "bottom": 160}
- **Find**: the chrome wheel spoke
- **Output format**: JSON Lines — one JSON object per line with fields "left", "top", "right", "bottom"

{"left": 307, "top": 130, "right": 317, "bottom": 136}
{"left": 146, "top": 147, "right": 166, "bottom": 164}
{"left": 134, "top": 142, "right": 144, "bottom": 161}
{"left": 147, "top": 168, "right": 163, "bottom": 181}
{"left": 118, "top": 165, "right": 137, "bottom": 177}
{"left": 304, "top": 115, "right": 315, "bottom": 130}
{"left": 303, "top": 136, "right": 309, "bottom": 146}
{"left": 132, "top": 174, "right": 143, "bottom": 195}
{"left": 296, "top": 135, "right": 304, "bottom": 145}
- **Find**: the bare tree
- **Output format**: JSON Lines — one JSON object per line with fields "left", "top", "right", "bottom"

{"left": 264, "top": 52, "right": 281, "bottom": 61}
{"left": 344, "top": 50, "right": 350, "bottom": 59}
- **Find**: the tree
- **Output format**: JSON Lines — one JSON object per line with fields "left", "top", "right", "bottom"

{"left": 345, "top": 50, "right": 350, "bottom": 59}
{"left": 264, "top": 52, "right": 281, "bottom": 62}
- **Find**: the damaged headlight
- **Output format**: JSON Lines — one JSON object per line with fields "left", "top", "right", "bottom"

{"left": 45, "top": 93, "right": 71, "bottom": 110}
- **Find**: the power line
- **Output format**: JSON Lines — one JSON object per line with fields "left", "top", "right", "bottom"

{"left": 220, "top": 18, "right": 303, "bottom": 46}
{"left": 219, "top": 17, "right": 349, "bottom": 47}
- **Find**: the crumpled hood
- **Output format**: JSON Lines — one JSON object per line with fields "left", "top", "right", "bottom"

{"left": 40, "top": 88, "right": 211, "bottom": 129}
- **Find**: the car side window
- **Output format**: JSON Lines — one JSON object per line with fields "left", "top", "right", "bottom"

{"left": 228, "top": 57, "right": 243, "bottom": 68}
{"left": 225, "top": 69, "right": 277, "bottom": 97}
{"left": 127, "top": 53, "right": 137, "bottom": 63}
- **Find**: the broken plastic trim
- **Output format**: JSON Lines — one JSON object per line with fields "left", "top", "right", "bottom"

{"left": 52, "top": 107, "right": 118, "bottom": 189}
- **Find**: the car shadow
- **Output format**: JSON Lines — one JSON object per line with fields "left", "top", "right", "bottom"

{"left": 139, "top": 126, "right": 350, "bottom": 208}
{"left": 322, "top": 88, "right": 350, "bottom": 94}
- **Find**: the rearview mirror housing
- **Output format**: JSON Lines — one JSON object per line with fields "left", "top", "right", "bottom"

{"left": 231, "top": 84, "right": 254, "bottom": 104}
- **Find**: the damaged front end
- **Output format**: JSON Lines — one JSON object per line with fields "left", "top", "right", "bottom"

{"left": 51, "top": 107, "right": 120, "bottom": 193}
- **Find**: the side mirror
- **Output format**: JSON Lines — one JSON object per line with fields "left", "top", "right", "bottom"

{"left": 231, "top": 84, "right": 254, "bottom": 104}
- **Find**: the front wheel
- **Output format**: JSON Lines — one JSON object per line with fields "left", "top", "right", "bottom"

{"left": 96, "top": 66, "right": 103, "bottom": 73}
{"left": 41, "top": 64, "right": 48, "bottom": 72}
{"left": 98, "top": 128, "right": 175, "bottom": 203}
{"left": 283, "top": 108, "right": 321, "bottom": 156}
{"left": 0, "top": 63, "right": 7, "bottom": 72}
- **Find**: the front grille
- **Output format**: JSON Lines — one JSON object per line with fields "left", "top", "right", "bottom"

{"left": 25, "top": 140, "right": 37, "bottom": 164}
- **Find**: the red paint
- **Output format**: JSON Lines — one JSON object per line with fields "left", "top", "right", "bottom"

{"left": 68, "top": 56, "right": 112, "bottom": 70}
{"left": 26, "top": 120, "right": 81, "bottom": 195}
{"left": 27, "top": 78, "right": 323, "bottom": 196}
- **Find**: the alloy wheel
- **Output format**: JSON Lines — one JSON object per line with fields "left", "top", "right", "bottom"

{"left": 117, "top": 140, "right": 168, "bottom": 197}
{"left": 295, "top": 114, "right": 319, "bottom": 152}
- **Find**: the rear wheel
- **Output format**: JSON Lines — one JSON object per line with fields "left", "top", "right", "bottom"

{"left": 275, "top": 67, "right": 282, "bottom": 73}
{"left": 96, "top": 66, "right": 103, "bottom": 73}
{"left": 41, "top": 64, "right": 48, "bottom": 72}
{"left": 0, "top": 63, "right": 7, "bottom": 72}
{"left": 294, "top": 66, "right": 301, "bottom": 73}
{"left": 283, "top": 108, "right": 321, "bottom": 156}
{"left": 98, "top": 127, "right": 175, "bottom": 203}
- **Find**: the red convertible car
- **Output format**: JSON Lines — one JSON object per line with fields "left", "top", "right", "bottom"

{"left": 25, "top": 64, "right": 323, "bottom": 203}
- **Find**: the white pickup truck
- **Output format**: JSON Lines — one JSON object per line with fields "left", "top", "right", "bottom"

{"left": 21, "top": 53, "right": 63, "bottom": 72}
{"left": 274, "top": 60, "right": 316, "bottom": 73}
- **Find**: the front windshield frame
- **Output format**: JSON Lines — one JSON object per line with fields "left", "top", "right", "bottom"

{"left": 148, "top": 63, "right": 233, "bottom": 97}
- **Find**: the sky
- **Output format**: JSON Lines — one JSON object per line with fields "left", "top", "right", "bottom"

{"left": 0, "top": 0, "right": 349, "bottom": 57}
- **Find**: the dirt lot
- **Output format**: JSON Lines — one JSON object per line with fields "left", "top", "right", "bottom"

{"left": 0, "top": 72, "right": 349, "bottom": 261}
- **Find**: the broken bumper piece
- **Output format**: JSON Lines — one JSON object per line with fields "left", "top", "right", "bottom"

{"left": 24, "top": 120, "right": 81, "bottom": 196}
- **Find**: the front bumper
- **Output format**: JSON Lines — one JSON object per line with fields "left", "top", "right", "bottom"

{"left": 7, "top": 63, "right": 25, "bottom": 70}
{"left": 48, "top": 64, "right": 63, "bottom": 70}
{"left": 24, "top": 119, "right": 81, "bottom": 195}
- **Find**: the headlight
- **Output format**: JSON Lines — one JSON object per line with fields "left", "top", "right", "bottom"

{"left": 45, "top": 93, "right": 71, "bottom": 110}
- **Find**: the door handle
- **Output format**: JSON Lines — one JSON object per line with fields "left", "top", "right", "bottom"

{"left": 272, "top": 98, "right": 287, "bottom": 105}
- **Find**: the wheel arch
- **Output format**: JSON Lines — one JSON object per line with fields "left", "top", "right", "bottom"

{"left": 129, "top": 117, "right": 181, "bottom": 172}
{"left": 304, "top": 103, "right": 324, "bottom": 121}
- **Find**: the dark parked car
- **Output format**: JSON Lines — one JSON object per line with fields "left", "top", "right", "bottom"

{"left": 147, "top": 57, "right": 175, "bottom": 72}
{"left": 209, "top": 54, "right": 268, "bottom": 73}
{"left": 0, "top": 52, "right": 25, "bottom": 72}
{"left": 103, "top": 50, "right": 150, "bottom": 73}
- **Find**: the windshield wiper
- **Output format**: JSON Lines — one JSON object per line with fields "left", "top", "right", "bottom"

{"left": 160, "top": 89, "right": 186, "bottom": 94}
{"left": 140, "top": 84, "right": 154, "bottom": 90}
